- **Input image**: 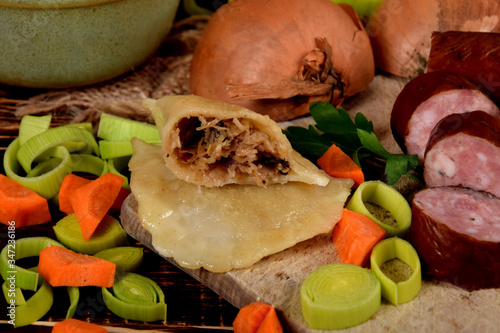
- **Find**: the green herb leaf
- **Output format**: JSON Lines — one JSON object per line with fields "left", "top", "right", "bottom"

{"left": 283, "top": 102, "right": 419, "bottom": 185}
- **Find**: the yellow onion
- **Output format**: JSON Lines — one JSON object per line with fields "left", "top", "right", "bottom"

{"left": 366, "top": 0, "right": 500, "bottom": 78}
{"left": 189, "top": 0, "right": 375, "bottom": 122}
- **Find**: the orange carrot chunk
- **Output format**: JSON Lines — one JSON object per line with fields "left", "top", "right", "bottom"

{"left": 52, "top": 318, "right": 107, "bottom": 333}
{"left": 58, "top": 174, "right": 92, "bottom": 214}
{"left": 70, "top": 173, "right": 124, "bottom": 241}
{"left": 332, "top": 208, "right": 386, "bottom": 267}
{"left": 317, "top": 144, "right": 364, "bottom": 188}
{"left": 0, "top": 174, "right": 51, "bottom": 228}
{"left": 38, "top": 245, "right": 116, "bottom": 287}
{"left": 233, "top": 301, "right": 283, "bottom": 333}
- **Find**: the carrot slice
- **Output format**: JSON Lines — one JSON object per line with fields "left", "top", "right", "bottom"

{"left": 70, "top": 173, "right": 124, "bottom": 241}
{"left": 317, "top": 144, "right": 364, "bottom": 188}
{"left": 38, "top": 245, "right": 115, "bottom": 287}
{"left": 332, "top": 208, "right": 386, "bottom": 267}
{"left": 58, "top": 174, "right": 92, "bottom": 214}
{"left": 256, "top": 306, "right": 283, "bottom": 333}
{"left": 0, "top": 174, "right": 51, "bottom": 228}
{"left": 233, "top": 301, "right": 283, "bottom": 333}
{"left": 52, "top": 318, "right": 107, "bottom": 333}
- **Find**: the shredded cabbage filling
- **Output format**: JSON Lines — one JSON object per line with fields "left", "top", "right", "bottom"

{"left": 169, "top": 116, "right": 291, "bottom": 185}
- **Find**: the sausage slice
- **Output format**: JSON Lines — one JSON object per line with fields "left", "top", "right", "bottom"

{"left": 424, "top": 111, "right": 500, "bottom": 198}
{"left": 411, "top": 186, "right": 500, "bottom": 290}
{"left": 391, "top": 71, "right": 499, "bottom": 163}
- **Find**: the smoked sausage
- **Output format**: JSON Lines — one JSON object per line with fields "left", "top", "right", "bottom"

{"left": 411, "top": 186, "right": 500, "bottom": 290}
{"left": 424, "top": 111, "right": 500, "bottom": 198}
{"left": 391, "top": 71, "right": 499, "bottom": 163}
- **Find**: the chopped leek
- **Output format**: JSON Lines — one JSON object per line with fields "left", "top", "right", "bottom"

{"left": 2, "top": 282, "right": 26, "bottom": 306}
{"left": 4, "top": 139, "right": 72, "bottom": 199}
{"left": 183, "top": 0, "right": 214, "bottom": 16}
{"left": 66, "top": 286, "right": 80, "bottom": 319}
{"left": 8, "top": 268, "right": 54, "bottom": 328}
{"left": 53, "top": 214, "right": 128, "bottom": 255}
{"left": 102, "top": 272, "right": 167, "bottom": 322}
{"left": 301, "top": 263, "right": 381, "bottom": 330}
{"left": 71, "top": 153, "right": 108, "bottom": 176}
{"left": 370, "top": 237, "right": 421, "bottom": 305}
{"left": 94, "top": 246, "right": 143, "bottom": 273}
{"left": 16, "top": 125, "right": 99, "bottom": 173}
{"left": 106, "top": 157, "right": 130, "bottom": 189}
{"left": 97, "top": 113, "right": 160, "bottom": 142}
{"left": 346, "top": 180, "right": 412, "bottom": 237}
{"left": 18, "top": 114, "right": 52, "bottom": 145}
{"left": 99, "top": 140, "right": 161, "bottom": 160}
{"left": 65, "top": 121, "right": 94, "bottom": 134}
{"left": 330, "top": 0, "right": 383, "bottom": 17}
{"left": 0, "top": 237, "right": 64, "bottom": 291}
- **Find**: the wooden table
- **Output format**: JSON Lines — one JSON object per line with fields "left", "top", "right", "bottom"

{"left": 0, "top": 12, "right": 242, "bottom": 331}
{"left": 0, "top": 102, "right": 239, "bottom": 333}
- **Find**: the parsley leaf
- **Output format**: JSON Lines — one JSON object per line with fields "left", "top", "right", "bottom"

{"left": 283, "top": 102, "right": 419, "bottom": 185}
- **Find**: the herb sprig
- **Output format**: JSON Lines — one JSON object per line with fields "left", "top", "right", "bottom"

{"left": 283, "top": 102, "right": 419, "bottom": 185}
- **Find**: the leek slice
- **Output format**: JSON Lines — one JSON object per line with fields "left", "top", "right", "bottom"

{"left": 17, "top": 125, "right": 99, "bottom": 173}
{"left": 0, "top": 237, "right": 64, "bottom": 291}
{"left": 99, "top": 140, "right": 135, "bottom": 159}
{"left": 370, "top": 237, "right": 421, "bottom": 305}
{"left": 102, "top": 272, "right": 166, "bottom": 322}
{"left": 346, "top": 180, "right": 411, "bottom": 237}
{"left": 66, "top": 286, "right": 80, "bottom": 319}
{"left": 2, "top": 281, "right": 26, "bottom": 306}
{"left": 106, "top": 157, "right": 130, "bottom": 189}
{"left": 71, "top": 153, "right": 108, "bottom": 176}
{"left": 97, "top": 113, "right": 160, "bottom": 142}
{"left": 10, "top": 269, "right": 54, "bottom": 328}
{"left": 66, "top": 121, "right": 94, "bottom": 134}
{"left": 94, "top": 246, "right": 143, "bottom": 273}
{"left": 331, "top": 0, "right": 383, "bottom": 17}
{"left": 183, "top": 0, "right": 214, "bottom": 16}
{"left": 4, "top": 139, "right": 73, "bottom": 199}
{"left": 53, "top": 214, "right": 129, "bottom": 255}
{"left": 113, "top": 273, "right": 157, "bottom": 305}
{"left": 18, "top": 115, "right": 52, "bottom": 145}
{"left": 301, "top": 263, "right": 381, "bottom": 330}
{"left": 26, "top": 156, "right": 62, "bottom": 177}
{"left": 99, "top": 140, "right": 161, "bottom": 160}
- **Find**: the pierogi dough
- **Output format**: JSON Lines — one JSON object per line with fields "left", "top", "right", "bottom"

{"left": 129, "top": 139, "right": 353, "bottom": 273}
{"left": 142, "top": 94, "right": 330, "bottom": 187}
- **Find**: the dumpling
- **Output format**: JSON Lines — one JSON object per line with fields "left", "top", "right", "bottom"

{"left": 142, "top": 94, "right": 330, "bottom": 187}
{"left": 129, "top": 138, "right": 353, "bottom": 273}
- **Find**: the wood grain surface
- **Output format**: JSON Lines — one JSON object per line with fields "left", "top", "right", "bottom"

{"left": 120, "top": 75, "right": 500, "bottom": 333}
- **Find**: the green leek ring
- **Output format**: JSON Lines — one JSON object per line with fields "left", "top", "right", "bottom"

{"left": 0, "top": 237, "right": 64, "bottom": 291}
{"left": 346, "top": 180, "right": 411, "bottom": 237}
{"left": 301, "top": 263, "right": 381, "bottom": 330}
{"left": 370, "top": 237, "right": 421, "bottom": 305}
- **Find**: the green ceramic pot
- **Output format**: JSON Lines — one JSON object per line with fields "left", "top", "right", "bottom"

{"left": 0, "top": 0, "right": 180, "bottom": 88}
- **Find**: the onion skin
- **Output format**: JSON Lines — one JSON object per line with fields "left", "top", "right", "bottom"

{"left": 189, "top": 0, "right": 374, "bottom": 122}
{"left": 366, "top": 0, "right": 500, "bottom": 77}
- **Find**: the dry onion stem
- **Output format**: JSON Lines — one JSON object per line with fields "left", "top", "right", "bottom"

{"left": 227, "top": 38, "right": 342, "bottom": 101}
{"left": 190, "top": 0, "right": 374, "bottom": 122}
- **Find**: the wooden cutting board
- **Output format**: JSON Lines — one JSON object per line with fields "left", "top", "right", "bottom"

{"left": 120, "top": 75, "right": 500, "bottom": 332}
